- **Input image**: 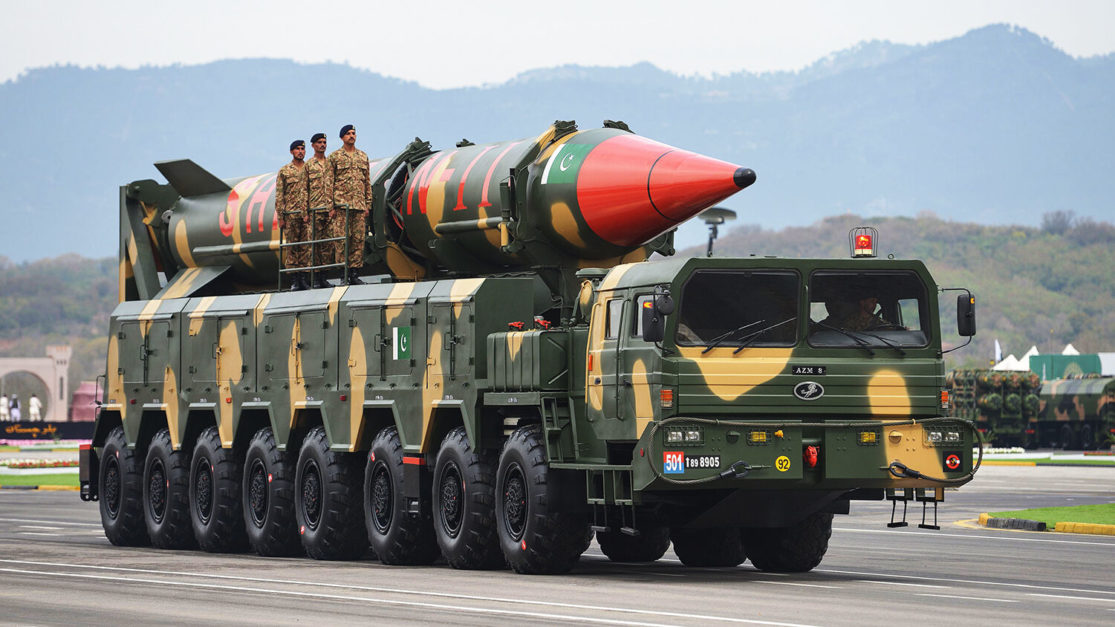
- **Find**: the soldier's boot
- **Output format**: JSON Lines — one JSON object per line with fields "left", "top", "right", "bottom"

{"left": 290, "top": 273, "right": 310, "bottom": 291}
{"left": 346, "top": 270, "right": 365, "bottom": 286}
{"left": 311, "top": 273, "right": 330, "bottom": 289}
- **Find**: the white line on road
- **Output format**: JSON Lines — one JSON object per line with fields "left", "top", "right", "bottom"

{"left": 0, "top": 561, "right": 816, "bottom": 627}
{"left": 819, "top": 567, "right": 1113, "bottom": 597}
{"left": 916, "top": 593, "right": 1017, "bottom": 603}
{"left": 852, "top": 579, "right": 949, "bottom": 589}
{"left": 18, "top": 525, "right": 63, "bottom": 530}
{"left": 756, "top": 581, "right": 840, "bottom": 589}
{"left": 1026, "top": 593, "right": 1115, "bottom": 603}
{"left": 17, "top": 532, "right": 59, "bottom": 537}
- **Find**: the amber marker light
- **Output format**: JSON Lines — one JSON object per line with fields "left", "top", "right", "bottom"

{"left": 859, "top": 431, "right": 878, "bottom": 445}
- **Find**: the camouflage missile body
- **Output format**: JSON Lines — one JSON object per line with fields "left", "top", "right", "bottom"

{"left": 946, "top": 368, "right": 1040, "bottom": 447}
{"left": 1036, "top": 376, "right": 1115, "bottom": 449}
{"left": 85, "top": 121, "right": 979, "bottom": 575}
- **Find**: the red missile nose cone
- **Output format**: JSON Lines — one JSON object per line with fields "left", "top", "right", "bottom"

{"left": 575, "top": 134, "right": 753, "bottom": 248}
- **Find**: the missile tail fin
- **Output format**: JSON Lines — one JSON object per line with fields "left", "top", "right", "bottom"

{"left": 155, "top": 159, "right": 232, "bottom": 197}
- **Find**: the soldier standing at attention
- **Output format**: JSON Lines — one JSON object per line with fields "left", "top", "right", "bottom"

{"left": 276, "top": 139, "right": 311, "bottom": 291}
{"left": 327, "top": 124, "right": 371, "bottom": 285}
{"left": 305, "top": 132, "right": 333, "bottom": 289}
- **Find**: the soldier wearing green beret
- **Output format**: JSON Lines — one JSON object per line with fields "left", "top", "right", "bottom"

{"left": 276, "top": 139, "right": 311, "bottom": 291}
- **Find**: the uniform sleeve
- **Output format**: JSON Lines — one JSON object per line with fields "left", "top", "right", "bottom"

{"left": 363, "top": 154, "right": 372, "bottom": 209}
{"left": 275, "top": 169, "right": 286, "bottom": 215}
{"left": 327, "top": 154, "right": 338, "bottom": 208}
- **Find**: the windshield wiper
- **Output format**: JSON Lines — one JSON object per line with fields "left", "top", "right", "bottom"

{"left": 814, "top": 320, "right": 876, "bottom": 356}
{"left": 732, "top": 317, "right": 798, "bottom": 354}
{"left": 859, "top": 331, "right": 907, "bottom": 356}
{"left": 702, "top": 320, "right": 764, "bottom": 354}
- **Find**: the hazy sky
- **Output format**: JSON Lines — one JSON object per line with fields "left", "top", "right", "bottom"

{"left": 3, "top": 0, "right": 1112, "bottom": 88}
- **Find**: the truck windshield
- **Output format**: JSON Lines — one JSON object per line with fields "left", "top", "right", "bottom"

{"left": 675, "top": 270, "right": 799, "bottom": 347}
{"left": 808, "top": 271, "right": 929, "bottom": 348}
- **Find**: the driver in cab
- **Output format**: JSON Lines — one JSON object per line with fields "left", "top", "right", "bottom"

{"left": 819, "top": 289, "right": 897, "bottom": 332}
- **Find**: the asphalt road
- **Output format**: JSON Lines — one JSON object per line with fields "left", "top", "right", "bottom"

{"left": 0, "top": 465, "right": 1112, "bottom": 626}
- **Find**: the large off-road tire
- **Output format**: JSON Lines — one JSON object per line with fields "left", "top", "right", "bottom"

{"left": 143, "top": 428, "right": 196, "bottom": 549}
{"left": 189, "top": 426, "right": 248, "bottom": 552}
{"left": 1079, "top": 424, "right": 1095, "bottom": 451}
{"left": 1060, "top": 424, "right": 1077, "bottom": 450}
{"left": 295, "top": 426, "right": 368, "bottom": 560}
{"left": 597, "top": 526, "right": 671, "bottom": 563}
{"left": 98, "top": 426, "right": 149, "bottom": 546}
{"left": 742, "top": 512, "right": 833, "bottom": 573}
{"left": 365, "top": 426, "right": 439, "bottom": 565}
{"left": 433, "top": 427, "right": 504, "bottom": 570}
{"left": 495, "top": 424, "right": 590, "bottom": 574}
{"left": 670, "top": 527, "right": 745, "bottom": 567}
{"left": 242, "top": 427, "right": 302, "bottom": 557}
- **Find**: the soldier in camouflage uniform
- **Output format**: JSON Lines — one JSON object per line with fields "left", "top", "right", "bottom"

{"left": 327, "top": 124, "right": 371, "bottom": 285}
{"left": 276, "top": 139, "right": 311, "bottom": 291}
{"left": 306, "top": 132, "right": 333, "bottom": 289}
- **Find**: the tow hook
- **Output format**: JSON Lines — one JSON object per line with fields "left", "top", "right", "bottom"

{"left": 719, "top": 460, "right": 753, "bottom": 479}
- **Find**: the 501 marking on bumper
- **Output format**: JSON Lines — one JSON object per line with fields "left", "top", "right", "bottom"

{"left": 663, "top": 451, "right": 721, "bottom": 474}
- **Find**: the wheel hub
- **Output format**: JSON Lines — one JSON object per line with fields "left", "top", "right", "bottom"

{"left": 148, "top": 459, "right": 167, "bottom": 524}
{"left": 371, "top": 462, "right": 392, "bottom": 534}
{"left": 502, "top": 464, "right": 526, "bottom": 540}
{"left": 439, "top": 463, "right": 463, "bottom": 538}
{"left": 301, "top": 460, "right": 322, "bottom": 530}
{"left": 194, "top": 458, "right": 213, "bottom": 524}
{"left": 247, "top": 459, "right": 268, "bottom": 527}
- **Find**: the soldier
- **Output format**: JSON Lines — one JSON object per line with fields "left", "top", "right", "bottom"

{"left": 306, "top": 132, "right": 333, "bottom": 289}
{"left": 276, "top": 139, "right": 311, "bottom": 291}
{"left": 327, "top": 124, "right": 371, "bottom": 285}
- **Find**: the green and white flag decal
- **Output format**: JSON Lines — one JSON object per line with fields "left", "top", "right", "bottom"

{"left": 393, "top": 326, "right": 411, "bottom": 360}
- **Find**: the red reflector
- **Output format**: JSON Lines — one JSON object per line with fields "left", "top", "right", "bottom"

{"left": 339, "top": 394, "right": 347, "bottom": 402}
{"left": 803, "top": 445, "right": 819, "bottom": 468}
{"left": 129, "top": 399, "right": 136, "bottom": 405}
{"left": 1025, "top": 429, "right": 1035, "bottom": 434}
{"left": 588, "top": 354, "right": 594, "bottom": 371}
{"left": 80, "top": 443, "right": 91, "bottom": 450}
{"left": 403, "top": 456, "right": 426, "bottom": 466}
{"left": 225, "top": 397, "right": 232, "bottom": 404}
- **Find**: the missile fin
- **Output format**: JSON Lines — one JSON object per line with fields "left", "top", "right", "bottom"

{"left": 155, "top": 159, "right": 232, "bottom": 197}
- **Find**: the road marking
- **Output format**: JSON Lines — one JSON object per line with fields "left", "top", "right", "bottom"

{"left": 853, "top": 579, "right": 948, "bottom": 589}
{"left": 819, "top": 567, "right": 1113, "bottom": 596}
{"left": 18, "top": 525, "right": 63, "bottom": 530}
{"left": 1027, "top": 593, "right": 1115, "bottom": 603}
{"left": 756, "top": 581, "right": 840, "bottom": 589}
{"left": 0, "top": 560, "right": 817, "bottom": 627}
{"left": 915, "top": 593, "right": 1017, "bottom": 603}
{"left": 17, "top": 532, "right": 58, "bottom": 537}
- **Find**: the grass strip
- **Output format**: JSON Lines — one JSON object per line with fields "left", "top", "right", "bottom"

{"left": 0, "top": 473, "right": 79, "bottom": 488}
{"left": 989, "top": 503, "right": 1115, "bottom": 527}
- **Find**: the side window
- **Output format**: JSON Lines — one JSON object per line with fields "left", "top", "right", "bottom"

{"left": 633, "top": 294, "right": 654, "bottom": 337}
{"left": 606, "top": 299, "right": 623, "bottom": 339}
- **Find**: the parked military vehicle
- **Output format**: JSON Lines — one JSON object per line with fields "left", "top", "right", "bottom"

{"left": 946, "top": 369, "right": 1041, "bottom": 447}
{"left": 81, "top": 121, "right": 980, "bottom": 574}
{"left": 1036, "top": 376, "right": 1115, "bottom": 449}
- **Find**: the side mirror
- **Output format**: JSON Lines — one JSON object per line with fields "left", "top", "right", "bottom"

{"left": 957, "top": 294, "right": 976, "bottom": 337}
{"left": 642, "top": 302, "right": 664, "bottom": 343}
{"left": 642, "top": 292, "right": 674, "bottom": 343}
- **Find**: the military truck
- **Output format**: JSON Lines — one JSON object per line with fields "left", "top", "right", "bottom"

{"left": 946, "top": 369, "right": 1041, "bottom": 447}
{"left": 80, "top": 121, "right": 980, "bottom": 574}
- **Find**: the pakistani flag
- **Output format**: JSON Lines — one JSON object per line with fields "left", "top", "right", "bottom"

{"left": 540, "top": 143, "right": 592, "bottom": 185}
{"left": 393, "top": 326, "right": 411, "bottom": 360}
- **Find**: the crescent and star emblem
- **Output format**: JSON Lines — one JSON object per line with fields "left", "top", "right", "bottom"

{"left": 559, "top": 153, "right": 576, "bottom": 171}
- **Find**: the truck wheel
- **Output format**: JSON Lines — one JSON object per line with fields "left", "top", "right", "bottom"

{"left": 98, "top": 426, "right": 149, "bottom": 546}
{"left": 242, "top": 427, "right": 301, "bottom": 556}
{"left": 496, "top": 424, "right": 589, "bottom": 574}
{"left": 143, "top": 428, "right": 196, "bottom": 549}
{"left": 365, "top": 426, "right": 439, "bottom": 565}
{"left": 1060, "top": 425, "right": 1076, "bottom": 450}
{"left": 670, "top": 527, "right": 745, "bottom": 567}
{"left": 190, "top": 426, "right": 248, "bottom": 552}
{"left": 295, "top": 426, "right": 368, "bottom": 560}
{"left": 597, "top": 526, "right": 671, "bottom": 562}
{"left": 433, "top": 426, "right": 505, "bottom": 569}
{"left": 742, "top": 512, "right": 833, "bottom": 573}
{"left": 1079, "top": 424, "right": 1095, "bottom": 451}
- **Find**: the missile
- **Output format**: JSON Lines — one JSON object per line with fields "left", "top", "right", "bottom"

{"left": 127, "top": 122, "right": 755, "bottom": 293}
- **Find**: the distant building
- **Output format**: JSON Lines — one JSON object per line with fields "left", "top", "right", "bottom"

{"left": 69, "top": 381, "right": 98, "bottom": 422}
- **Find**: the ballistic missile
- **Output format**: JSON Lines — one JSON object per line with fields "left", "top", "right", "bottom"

{"left": 124, "top": 121, "right": 755, "bottom": 295}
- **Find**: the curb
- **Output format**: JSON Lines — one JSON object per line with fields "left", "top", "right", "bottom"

{"left": 979, "top": 513, "right": 1115, "bottom": 535}
{"left": 1054, "top": 522, "right": 1115, "bottom": 536}
{"left": 978, "top": 513, "right": 1046, "bottom": 531}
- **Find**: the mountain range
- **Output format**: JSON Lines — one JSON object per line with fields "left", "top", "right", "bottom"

{"left": 0, "top": 24, "right": 1111, "bottom": 263}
